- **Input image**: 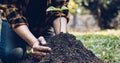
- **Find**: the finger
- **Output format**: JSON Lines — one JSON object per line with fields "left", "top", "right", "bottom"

{"left": 38, "top": 36, "right": 46, "bottom": 45}
{"left": 33, "top": 52, "right": 49, "bottom": 60}
{"left": 33, "top": 45, "right": 51, "bottom": 52}
{"left": 33, "top": 51, "right": 47, "bottom": 56}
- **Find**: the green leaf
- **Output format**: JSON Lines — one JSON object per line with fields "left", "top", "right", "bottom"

{"left": 46, "top": 6, "right": 57, "bottom": 12}
{"left": 46, "top": 6, "right": 68, "bottom": 12}
{"left": 61, "top": 6, "right": 68, "bottom": 10}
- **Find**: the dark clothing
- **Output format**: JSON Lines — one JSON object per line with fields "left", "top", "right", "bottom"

{"left": 1, "top": 20, "right": 27, "bottom": 63}
{"left": 0, "top": 0, "right": 69, "bottom": 63}
{"left": 0, "top": 0, "right": 69, "bottom": 37}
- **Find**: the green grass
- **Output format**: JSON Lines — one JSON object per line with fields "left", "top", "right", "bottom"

{"left": 70, "top": 30, "right": 120, "bottom": 63}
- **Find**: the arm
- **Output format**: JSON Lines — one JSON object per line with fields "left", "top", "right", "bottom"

{"left": 14, "top": 25, "right": 51, "bottom": 59}
{"left": 2, "top": 4, "right": 36, "bottom": 47}
{"left": 13, "top": 25, "right": 38, "bottom": 47}
{"left": 1, "top": 4, "right": 51, "bottom": 59}
{"left": 53, "top": 17, "right": 67, "bottom": 34}
{"left": 47, "top": 0, "right": 69, "bottom": 34}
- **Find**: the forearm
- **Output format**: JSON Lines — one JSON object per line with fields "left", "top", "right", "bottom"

{"left": 0, "top": 4, "right": 37, "bottom": 47}
{"left": 13, "top": 25, "right": 37, "bottom": 47}
{"left": 53, "top": 17, "right": 67, "bottom": 34}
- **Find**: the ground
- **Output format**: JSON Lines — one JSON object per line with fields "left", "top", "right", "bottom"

{"left": 23, "top": 33, "right": 103, "bottom": 63}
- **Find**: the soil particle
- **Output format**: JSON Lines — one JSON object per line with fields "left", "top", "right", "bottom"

{"left": 39, "top": 33, "right": 103, "bottom": 63}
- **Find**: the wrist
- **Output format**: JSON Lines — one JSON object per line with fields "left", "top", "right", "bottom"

{"left": 31, "top": 40, "right": 39, "bottom": 48}
{"left": 29, "top": 39, "right": 38, "bottom": 47}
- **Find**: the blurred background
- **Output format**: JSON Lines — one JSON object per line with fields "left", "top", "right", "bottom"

{"left": 67, "top": 0, "right": 120, "bottom": 63}
{"left": 67, "top": 0, "right": 120, "bottom": 32}
{"left": 0, "top": 0, "right": 120, "bottom": 63}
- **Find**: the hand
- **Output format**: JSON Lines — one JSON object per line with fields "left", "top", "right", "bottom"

{"left": 31, "top": 36, "right": 51, "bottom": 60}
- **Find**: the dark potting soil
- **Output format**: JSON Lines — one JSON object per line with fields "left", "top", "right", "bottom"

{"left": 38, "top": 33, "right": 103, "bottom": 63}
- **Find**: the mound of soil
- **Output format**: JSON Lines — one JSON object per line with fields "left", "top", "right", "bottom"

{"left": 38, "top": 33, "right": 103, "bottom": 63}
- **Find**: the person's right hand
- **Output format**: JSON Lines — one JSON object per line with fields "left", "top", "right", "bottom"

{"left": 31, "top": 36, "right": 51, "bottom": 60}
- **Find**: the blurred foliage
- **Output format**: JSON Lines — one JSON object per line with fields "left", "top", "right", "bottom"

{"left": 70, "top": 30, "right": 120, "bottom": 63}
{"left": 68, "top": 0, "right": 90, "bottom": 15}
{"left": 68, "top": 0, "right": 120, "bottom": 29}
{"left": 68, "top": 0, "right": 79, "bottom": 14}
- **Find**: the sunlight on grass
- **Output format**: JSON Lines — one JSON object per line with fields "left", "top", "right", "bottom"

{"left": 70, "top": 29, "right": 120, "bottom": 63}
{"left": 70, "top": 29, "right": 120, "bottom": 37}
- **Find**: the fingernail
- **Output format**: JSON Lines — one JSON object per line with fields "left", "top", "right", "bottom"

{"left": 41, "top": 41, "right": 47, "bottom": 45}
{"left": 48, "top": 48, "right": 52, "bottom": 51}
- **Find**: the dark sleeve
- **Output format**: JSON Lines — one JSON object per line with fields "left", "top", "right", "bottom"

{"left": 50, "top": 0, "right": 69, "bottom": 7}
{"left": 0, "top": 3, "right": 28, "bottom": 29}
